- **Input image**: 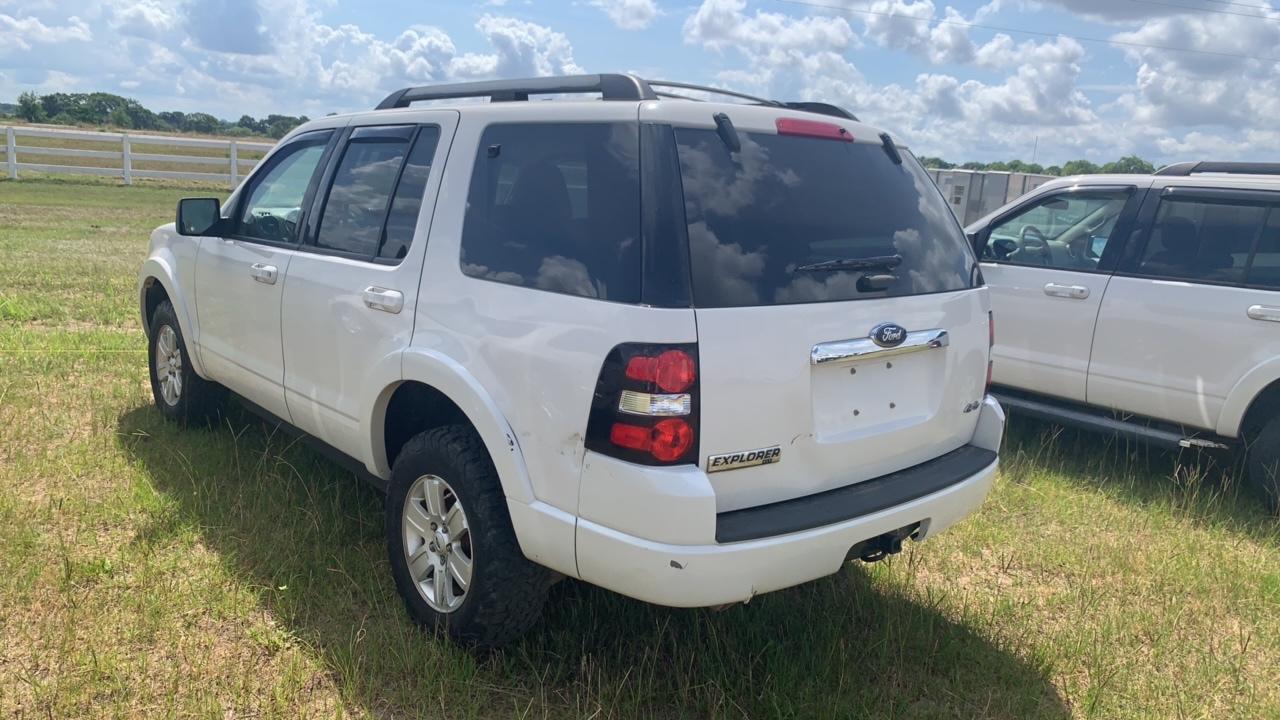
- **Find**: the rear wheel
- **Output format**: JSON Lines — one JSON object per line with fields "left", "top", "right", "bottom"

{"left": 1246, "top": 414, "right": 1280, "bottom": 514}
{"left": 148, "top": 300, "right": 224, "bottom": 426}
{"left": 385, "top": 425, "right": 552, "bottom": 647}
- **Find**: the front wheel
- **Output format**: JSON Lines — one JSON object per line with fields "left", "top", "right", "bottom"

{"left": 386, "top": 425, "right": 552, "bottom": 648}
{"left": 1246, "top": 414, "right": 1280, "bottom": 514}
{"left": 148, "top": 300, "right": 224, "bottom": 426}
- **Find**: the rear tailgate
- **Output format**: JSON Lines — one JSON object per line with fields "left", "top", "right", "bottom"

{"left": 649, "top": 102, "right": 990, "bottom": 512}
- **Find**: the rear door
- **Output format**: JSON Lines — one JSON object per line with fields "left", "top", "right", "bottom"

{"left": 1088, "top": 186, "right": 1280, "bottom": 431}
{"left": 659, "top": 106, "right": 990, "bottom": 512}
{"left": 973, "top": 185, "right": 1141, "bottom": 402}
{"left": 280, "top": 116, "right": 455, "bottom": 460}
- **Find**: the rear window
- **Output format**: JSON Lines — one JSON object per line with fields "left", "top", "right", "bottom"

{"left": 1137, "top": 198, "right": 1267, "bottom": 284}
{"left": 460, "top": 123, "right": 642, "bottom": 303}
{"left": 674, "top": 128, "right": 973, "bottom": 308}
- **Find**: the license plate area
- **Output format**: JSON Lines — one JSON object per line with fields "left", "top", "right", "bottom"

{"left": 810, "top": 350, "right": 944, "bottom": 442}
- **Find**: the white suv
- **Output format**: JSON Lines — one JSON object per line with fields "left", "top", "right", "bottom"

{"left": 138, "top": 74, "right": 1004, "bottom": 647}
{"left": 966, "top": 162, "right": 1280, "bottom": 509}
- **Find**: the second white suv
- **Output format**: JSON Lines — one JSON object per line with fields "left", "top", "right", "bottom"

{"left": 138, "top": 74, "right": 1004, "bottom": 647}
{"left": 967, "top": 162, "right": 1280, "bottom": 510}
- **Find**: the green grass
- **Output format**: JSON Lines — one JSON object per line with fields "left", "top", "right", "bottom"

{"left": 1, "top": 176, "right": 1278, "bottom": 719}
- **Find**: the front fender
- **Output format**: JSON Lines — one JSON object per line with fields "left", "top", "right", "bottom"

{"left": 363, "top": 348, "right": 535, "bottom": 505}
{"left": 1217, "top": 359, "right": 1280, "bottom": 437}
{"left": 138, "top": 235, "right": 207, "bottom": 379}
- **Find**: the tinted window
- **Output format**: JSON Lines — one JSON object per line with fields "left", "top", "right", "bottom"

{"left": 985, "top": 191, "right": 1128, "bottom": 270}
{"left": 1137, "top": 198, "right": 1267, "bottom": 283}
{"left": 237, "top": 130, "right": 332, "bottom": 243}
{"left": 379, "top": 127, "right": 441, "bottom": 261}
{"left": 674, "top": 129, "right": 972, "bottom": 308}
{"left": 315, "top": 126, "right": 413, "bottom": 256}
{"left": 1246, "top": 209, "right": 1280, "bottom": 289}
{"left": 460, "top": 123, "right": 641, "bottom": 303}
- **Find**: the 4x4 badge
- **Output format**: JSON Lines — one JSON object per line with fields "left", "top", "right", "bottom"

{"left": 707, "top": 446, "right": 781, "bottom": 473}
{"left": 870, "top": 322, "right": 907, "bottom": 348}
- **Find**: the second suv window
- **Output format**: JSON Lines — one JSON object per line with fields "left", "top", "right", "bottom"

{"left": 460, "top": 123, "right": 642, "bottom": 303}
{"left": 985, "top": 191, "right": 1128, "bottom": 271}
{"left": 315, "top": 126, "right": 414, "bottom": 256}
{"left": 1137, "top": 198, "right": 1269, "bottom": 284}
{"left": 237, "top": 130, "right": 332, "bottom": 244}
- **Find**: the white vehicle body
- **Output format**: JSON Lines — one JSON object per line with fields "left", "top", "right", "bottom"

{"left": 138, "top": 75, "right": 1002, "bottom": 629}
{"left": 967, "top": 166, "right": 1280, "bottom": 447}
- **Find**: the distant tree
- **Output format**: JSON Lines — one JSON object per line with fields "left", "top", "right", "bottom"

{"left": 1100, "top": 155, "right": 1155, "bottom": 174}
{"left": 108, "top": 106, "right": 133, "bottom": 128}
{"left": 1044, "top": 165, "right": 1063, "bottom": 176}
{"left": 16, "top": 91, "right": 45, "bottom": 122}
{"left": 158, "top": 111, "right": 186, "bottom": 130}
{"left": 1060, "top": 159, "right": 1100, "bottom": 176}
{"left": 961, "top": 161, "right": 985, "bottom": 170}
{"left": 182, "top": 112, "right": 220, "bottom": 134}
{"left": 1024, "top": 162, "right": 1044, "bottom": 174}
{"left": 918, "top": 156, "right": 955, "bottom": 169}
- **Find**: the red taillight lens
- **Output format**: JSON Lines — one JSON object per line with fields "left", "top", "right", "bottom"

{"left": 625, "top": 349, "right": 696, "bottom": 393}
{"left": 609, "top": 419, "right": 694, "bottom": 462}
{"left": 776, "top": 117, "right": 853, "bottom": 142}
{"left": 588, "top": 343, "right": 699, "bottom": 466}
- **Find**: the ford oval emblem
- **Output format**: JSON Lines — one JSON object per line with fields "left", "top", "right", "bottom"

{"left": 870, "top": 322, "right": 907, "bottom": 348}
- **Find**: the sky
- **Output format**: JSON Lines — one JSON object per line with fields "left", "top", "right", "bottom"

{"left": 1, "top": 0, "right": 1277, "bottom": 165}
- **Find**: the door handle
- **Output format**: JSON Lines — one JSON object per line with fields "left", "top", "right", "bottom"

{"left": 363, "top": 286, "right": 404, "bottom": 314}
{"left": 249, "top": 263, "right": 278, "bottom": 285}
{"left": 1043, "top": 283, "right": 1089, "bottom": 300}
{"left": 1248, "top": 304, "right": 1280, "bottom": 322}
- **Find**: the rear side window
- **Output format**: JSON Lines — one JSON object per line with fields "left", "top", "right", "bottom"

{"left": 315, "top": 126, "right": 414, "bottom": 256}
{"left": 379, "top": 127, "right": 441, "bottom": 261}
{"left": 460, "top": 123, "right": 642, "bottom": 303}
{"left": 1246, "top": 209, "right": 1280, "bottom": 289}
{"left": 674, "top": 129, "right": 972, "bottom": 308}
{"left": 1137, "top": 198, "right": 1267, "bottom": 284}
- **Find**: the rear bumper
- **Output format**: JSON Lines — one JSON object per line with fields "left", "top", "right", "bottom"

{"left": 574, "top": 396, "right": 1005, "bottom": 608}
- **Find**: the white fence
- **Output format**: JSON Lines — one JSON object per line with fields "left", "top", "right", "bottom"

{"left": 1, "top": 125, "right": 275, "bottom": 187}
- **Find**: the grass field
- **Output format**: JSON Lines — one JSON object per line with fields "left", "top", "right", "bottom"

{"left": 1, "top": 176, "right": 1278, "bottom": 719}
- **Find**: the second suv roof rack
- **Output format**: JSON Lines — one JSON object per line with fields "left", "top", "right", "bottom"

{"left": 1154, "top": 161, "right": 1280, "bottom": 177}
{"left": 375, "top": 73, "right": 859, "bottom": 121}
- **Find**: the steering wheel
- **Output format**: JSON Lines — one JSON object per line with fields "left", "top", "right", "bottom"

{"left": 1019, "top": 225, "right": 1051, "bottom": 264}
{"left": 257, "top": 214, "right": 282, "bottom": 241}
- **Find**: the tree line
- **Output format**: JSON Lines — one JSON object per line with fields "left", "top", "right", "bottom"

{"left": 916, "top": 155, "right": 1157, "bottom": 176}
{"left": 9, "top": 91, "right": 310, "bottom": 139}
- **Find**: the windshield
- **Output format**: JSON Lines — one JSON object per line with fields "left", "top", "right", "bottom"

{"left": 674, "top": 128, "right": 974, "bottom": 308}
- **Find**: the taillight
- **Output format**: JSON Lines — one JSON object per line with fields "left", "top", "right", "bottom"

{"left": 986, "top": 311, "right": 994, "bottom": 389}
{"left": 776, "top": 117, "right": 853, "bottom": 142}
{"left": 586, "top": 343, "right": 699, "bottom": 466}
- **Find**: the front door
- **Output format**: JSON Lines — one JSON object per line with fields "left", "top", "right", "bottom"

{"left": 194, "top": 129, "right": 335, "bottom": 420}
{"left": 977, "top": 186, "right": 1139, "bottom": 402}
{"left": 280, "top": 115, "right": 455, "bottom": 460}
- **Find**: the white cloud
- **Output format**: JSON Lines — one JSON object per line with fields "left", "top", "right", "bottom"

{"left": 0, "top": 13, "right": 91, "bottom": 51}
{"left": 591, "top": 0, "right": 660, "bottom": 30}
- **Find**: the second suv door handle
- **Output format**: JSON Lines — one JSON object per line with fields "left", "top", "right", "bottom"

{"left": 250, "top": 263, "right": 278, "bottom": 285}
{"left": 1248, "top": 304, "right": 1280, "bottom": 322}
{"left": 363, "top": 286, "right": 404, "bottom": 314}
{"left": 1043, "top": 283, "right": 1089, "bottom": 300}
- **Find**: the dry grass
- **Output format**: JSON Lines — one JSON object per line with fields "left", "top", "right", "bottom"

{"left": 1, "top": 176, "right": 1278, "bottom": 719}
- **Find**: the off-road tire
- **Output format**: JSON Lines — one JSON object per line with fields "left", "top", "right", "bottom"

{"left": 148, "top": 300, "right": 225, "bottom": 426}
{"left": 1246, "top": 414, "right": 1280, "bottom": 514}
{"left": 386, "top": 424, "right": 552, "bottom": 648}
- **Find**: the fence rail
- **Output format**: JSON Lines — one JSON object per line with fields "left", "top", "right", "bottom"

{"left": 2, "top": 125, "right": 275, "bottom": 187}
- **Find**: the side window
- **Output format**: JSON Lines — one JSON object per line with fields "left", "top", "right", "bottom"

{"left": 379, "top": 127, "right": 441, "bottom": 262}
{"left": 237, "top": 130, "right": 333, "bottom": 243}
{"left": 460, "top": 123, "right": 642, "bottom": 303}
{"left": 314, "top": 126, "right": 414, "bottom": 257}
{"left": 1245, "top": 208, "right": 1280, "bottom": 289}
{"left": 984, "top": 191, "right": 1129, "bottom": 271}
{"left": 1137, "top": 198, "right": 1268, "bottom": 284}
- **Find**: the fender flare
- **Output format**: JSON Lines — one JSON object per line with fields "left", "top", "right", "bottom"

{"left": 138, "top": 255, "right": 208, "bottom": 379}
{"left": 1217, "top": 358, "right": 1280, "bottom": 437}
{"left": 362, "top": 348, "right": 535, "bottom": 505}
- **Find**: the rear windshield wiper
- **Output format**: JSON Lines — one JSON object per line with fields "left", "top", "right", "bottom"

{"left": 794, "top": 254, "right": 903, "bottom": 273}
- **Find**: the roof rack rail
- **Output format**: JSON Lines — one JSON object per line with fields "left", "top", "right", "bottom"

{"left": 1154, "top": 161, "right": 1280, "bottom": 177}
{"left": 375, "top": 73, "right": 656, "bottom": 109}
{"left": 374, "top": 73, "right": 860, "bottom": 121}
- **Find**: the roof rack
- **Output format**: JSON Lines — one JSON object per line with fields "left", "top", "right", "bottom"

{"left": 1154, "top": 161, "right": 1280, "bottom": 177}
{"left": 374, "top": 73, "right": 859, "bottom": 121}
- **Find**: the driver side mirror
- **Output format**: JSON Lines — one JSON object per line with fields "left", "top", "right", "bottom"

{"left": 176, "top": 197, "right": 224, "bottom": 236}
